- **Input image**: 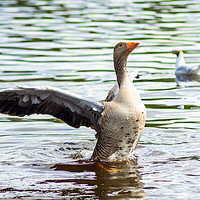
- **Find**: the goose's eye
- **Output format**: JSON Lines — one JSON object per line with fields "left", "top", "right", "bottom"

{"left": 119, "top": 44, "right": 122, "bottom": 47}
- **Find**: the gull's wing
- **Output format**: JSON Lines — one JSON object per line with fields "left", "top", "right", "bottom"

{"left": 190, "top": 65, "right": 200, "bottom": 74}
{"left": 176, "top": 65, "right": 200, "bottom": 75}
{"left": 0, "top": 86, "right": 103, "bottom": 131}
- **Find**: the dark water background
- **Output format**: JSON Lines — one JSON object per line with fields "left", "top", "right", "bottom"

{"left": 0, "top": 0, "right": 200, "bottom": 199}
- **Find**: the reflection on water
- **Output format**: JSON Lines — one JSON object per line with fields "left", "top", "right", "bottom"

{"left": 175, "top": 73, "right": 200, "bottom": 87}
{"left": 51, "top": 161, "right": 145, "bottom": 199}
{"left": 0, "top": 160, "right": 145, "bottom": 199}
{"left": 0, "top": 0, "right": 200, "bottom": 199}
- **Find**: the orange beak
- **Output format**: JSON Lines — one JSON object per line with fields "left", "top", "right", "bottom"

{"left": 126, "top": 42, "right": 140, "bottom": 51}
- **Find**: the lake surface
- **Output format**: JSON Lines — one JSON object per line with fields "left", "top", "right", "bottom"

{"left": 0, "top": 0, "right": 200, "bottom": 199}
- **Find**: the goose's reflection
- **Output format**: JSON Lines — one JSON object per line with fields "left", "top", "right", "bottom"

{"left": 175, "top": 74, "right": 200, "bottom": 87}
{"left": 51, "top": 160, "right": 146, "bottom": 199}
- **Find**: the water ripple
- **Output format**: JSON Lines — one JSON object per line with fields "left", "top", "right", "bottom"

{"left": 0, "top": 0, "right": 200, "bottom": 199}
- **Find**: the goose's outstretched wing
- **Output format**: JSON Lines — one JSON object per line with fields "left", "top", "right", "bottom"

{"left": 0, "top": 86, "right": 103, "bottom": 131}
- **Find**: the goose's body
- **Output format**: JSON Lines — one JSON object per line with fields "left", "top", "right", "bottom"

{"left": 0, "top": 42, "right": 146, "bottom": 162}
{"left": 173, "top": 50, "right": 200, "bottom": 75}
{"left": 96, "top": 77, "right": 145, "bottom": 161}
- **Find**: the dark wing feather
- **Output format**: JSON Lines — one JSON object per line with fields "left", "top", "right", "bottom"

{"left": 0, "top": 86, "right": 103, "bottom": 131}
{"left": 105, "top": 83, "right": 119, "bottom": 102}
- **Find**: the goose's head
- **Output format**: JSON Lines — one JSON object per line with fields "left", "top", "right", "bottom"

{"left": 113, "top": 42, "right": 140, "bottom": 64}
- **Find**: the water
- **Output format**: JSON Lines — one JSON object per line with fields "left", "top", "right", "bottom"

{"left": 0, "top": 0, "right": 200, "bottom": 199}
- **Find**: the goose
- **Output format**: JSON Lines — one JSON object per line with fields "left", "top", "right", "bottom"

{"left": 0, "top": 42, "right": 146, "bottom": 162}
{"left": 173, "top": 50, "right": 200, "bottom": 75}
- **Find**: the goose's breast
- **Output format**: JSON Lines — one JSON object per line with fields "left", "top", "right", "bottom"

{"left": 97, "top": 101, "right": 146, "bottom": 161}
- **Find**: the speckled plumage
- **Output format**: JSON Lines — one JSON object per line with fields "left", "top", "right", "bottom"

{"left": 92, "top": 75, "right": 146, "bottom": 161}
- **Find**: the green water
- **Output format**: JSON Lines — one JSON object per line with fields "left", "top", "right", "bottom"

{"left": 0, "top": 0, "right": 200, "bottom": 199}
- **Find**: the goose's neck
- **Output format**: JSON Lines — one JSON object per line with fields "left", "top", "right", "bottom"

{"left": 114, "top": 59, "right": 128, "bottom": 87}
{"left": 176, "top": 52, "right": 185, "bottom": 68}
